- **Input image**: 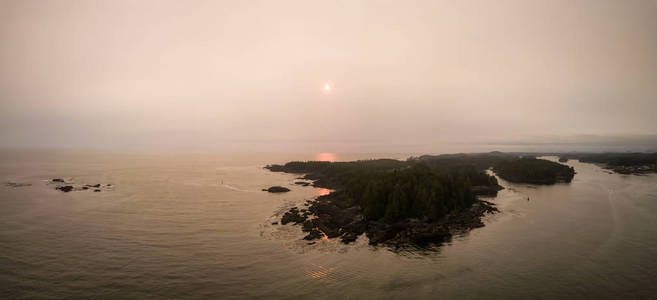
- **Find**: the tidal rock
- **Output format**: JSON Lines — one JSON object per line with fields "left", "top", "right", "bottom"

{"left": 265, "top": 186, "right": 290, "bottom": 193}
{"left": 281, "top": 208, "right": 306, "bottom": 225}
{"left": 56, "top": 186, "right": 73, "bottom": 192}
{"left": 303, "top": 229, "right": 323, "bottom": 240}
{"left": 51, "top": 178, "right": 65, "bottom": 183}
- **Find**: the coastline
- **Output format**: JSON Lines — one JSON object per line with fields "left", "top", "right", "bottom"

{"left": 269, "top": 166, "right": 500, "bottom": 247}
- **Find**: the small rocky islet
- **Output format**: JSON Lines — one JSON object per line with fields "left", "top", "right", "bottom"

{"left": 262, "top": 186, "right": 291, "bottom": 193}
{"left": 3, "top": 179, "right": 112, "bottom": 192}
{"left": 51, "top": 179, "right": 112, "bottom": 193}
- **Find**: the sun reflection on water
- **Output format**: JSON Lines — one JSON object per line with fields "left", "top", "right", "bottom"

{"left": 318, "top": 188, "right": 331, "bottom": 196}
{"left": 305, "top": 263, "right": 334, "bottom": 279}
{"left": 315, "top": 152, "right": 337, "bottom": 162}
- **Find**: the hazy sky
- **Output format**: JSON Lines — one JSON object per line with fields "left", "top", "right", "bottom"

{"left": 1, "top": 0, "right": 656, "bottom": 153}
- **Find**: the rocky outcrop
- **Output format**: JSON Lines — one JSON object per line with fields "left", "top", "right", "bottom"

{"left": 279, "top": 189, "right": 499, "bottom": 246}
{"left": 51, "top": 179, "right": 112, "bottom": 193}
{"left": 56, "top": 186, "right": 74, "bottom": 192}
{"left": 280, "top": 207, "right": 307, "bottom": 225}
{"left": 263, "top": 186, "right": 291, "bottom": 193}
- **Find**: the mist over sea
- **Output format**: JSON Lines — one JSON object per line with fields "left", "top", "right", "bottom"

{"left": 2, "top": 150, "right": 657, "bottom": 299}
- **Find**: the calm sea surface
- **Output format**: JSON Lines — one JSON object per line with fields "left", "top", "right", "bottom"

{"left": 1, "top": 151, "right": 657, "bottom": 299}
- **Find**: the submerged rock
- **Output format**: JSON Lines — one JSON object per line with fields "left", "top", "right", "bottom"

{"left": 265, "top": 186, "right": 291, "bottom": 193}
{"left": 51, "top": 178, "right": 65, "bottom": 183}
{"left": 5, "top": 182, "right": 32, "bottom": 188}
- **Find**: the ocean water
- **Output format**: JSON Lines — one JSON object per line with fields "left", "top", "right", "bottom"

{"left": 1, "top": 150, "right": 657, "bottom": 299}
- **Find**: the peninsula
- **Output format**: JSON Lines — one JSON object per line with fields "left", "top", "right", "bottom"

{"left": 266, "top": 152, "right": 574, "bottom": 246}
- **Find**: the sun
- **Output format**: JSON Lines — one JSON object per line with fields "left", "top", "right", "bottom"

{"left": 324, "top": 83, "right": 331, "bottom": 91}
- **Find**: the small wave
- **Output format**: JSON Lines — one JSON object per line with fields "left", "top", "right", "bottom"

{"left": 222, "top": 184, "right": 254, "bottom": 193}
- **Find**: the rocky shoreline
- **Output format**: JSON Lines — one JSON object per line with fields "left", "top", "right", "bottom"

{"left": 606, "top": 164, "right": 657, "bottom": 175}
{"left": 282, "top": 190, "right": 498, "bottom": 246}
{"left": 269, "top": 166, "right": 500, "bottom": 246}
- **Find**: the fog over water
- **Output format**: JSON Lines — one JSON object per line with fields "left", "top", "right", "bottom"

{"left": 1, "top": 0, "right": 657, "bottom": 152}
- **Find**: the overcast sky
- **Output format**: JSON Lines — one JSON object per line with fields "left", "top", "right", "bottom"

{"left": 1, "top": 0, "right": 656, "bottom": 153}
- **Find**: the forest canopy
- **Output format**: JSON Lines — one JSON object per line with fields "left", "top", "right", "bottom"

{"left": 267, "top": 153, "right": 573, "bottom": 222}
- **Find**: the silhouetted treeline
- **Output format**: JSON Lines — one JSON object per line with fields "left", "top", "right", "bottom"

{"left": 267, "top": 153, "right": 576, "bottom": 222}
{"left": 346, "top": 164, "right": 477, "bottom": 221}
{"left": 267, "top": 158, "right": 495, "bottom": 221}
{"left": 493, "top": 157, "right": 575, "bottom": 184}
{"left": 556, "top": 152, "right": 657, "bottom": 174}
{"left": 559, "top": 152, "right": 657, "bottom": 166}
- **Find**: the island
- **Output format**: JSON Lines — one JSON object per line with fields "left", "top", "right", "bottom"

{"left": 556, "top": 152, "right": 657, "bottom": 175}
{"left": 266, "top": 152, "right": 575, "bottom": 246}
{"left": 493, "top": 157, "right": 575, "bottom": 184}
